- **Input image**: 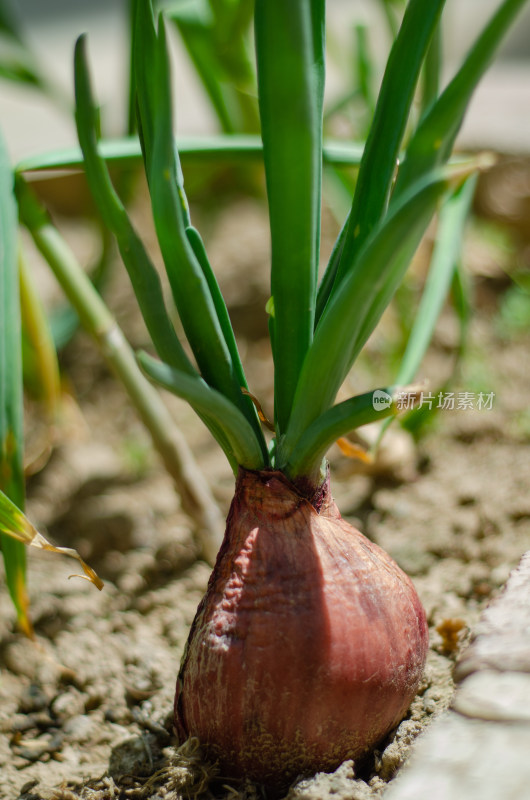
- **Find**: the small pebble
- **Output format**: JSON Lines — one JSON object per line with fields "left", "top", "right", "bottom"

{"left": 18, "top": 684, "right": 49, "bottom": 714}
{"left": 62, "top": 714, "right": 96, "bottom": 743}
{"left": 51, "top": 688, "right": 86, "bottom": 720}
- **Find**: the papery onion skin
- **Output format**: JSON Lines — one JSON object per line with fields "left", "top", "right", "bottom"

{"left": 175, "top": 468, "right": 428, "bottom": 790}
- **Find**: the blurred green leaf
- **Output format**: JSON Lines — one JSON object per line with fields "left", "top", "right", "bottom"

{"left": 0, "top": 0, "right": 41, "bottom": 89}
{"left": 0, "top": 54, "right": 43, "bottom": 89}
{"left": 0, "top": 125, "right": 31, "bottom": 634}
{"left": 169, "top": 0, "right": 258, "bottom": 133}
{"left": 375, "top": 174, "right": 477, "bottom": 447}
{"left": 354, "top": 22, "right": 376, "bottom": 126}
{"left": 497, "top": 284, "right": 530, "bottom": 338}
{"left": 332, "top": 0, "right": 445, "bottom": 290}
{"left": 15, "top": 135, "right": 365, "bottom": 174}
{"left": 396, "top": 0, "right": 529, "bottom": 196}
{"left": 422, "top": 23, "right": 442, "bottom": 111}
{"left": 19, "top": 248, "right": 62, "bottom": 420}
{"left": 0, "top": 2, "right": 69, "bottom": 106}
{"left": 394, "top": 175, "right": 477, "bottom": 386}
{"left": 0, "top": 0, "right": 22, "bottom": 40}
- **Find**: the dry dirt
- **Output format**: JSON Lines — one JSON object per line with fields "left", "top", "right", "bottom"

{"left": 1, "top": 179, "right": 529, "bottom": 800}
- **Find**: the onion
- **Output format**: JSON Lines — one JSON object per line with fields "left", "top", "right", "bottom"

{"left": 175, "top": 468, "right": 428, "bottom": 791}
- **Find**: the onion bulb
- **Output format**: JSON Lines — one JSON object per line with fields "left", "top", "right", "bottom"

{"left": 175, "top": 468, "right": 428, "bottom": 791}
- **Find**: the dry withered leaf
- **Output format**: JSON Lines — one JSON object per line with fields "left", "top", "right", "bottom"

{"left": 0, "top": 488, "right": 103, "bottom": 591}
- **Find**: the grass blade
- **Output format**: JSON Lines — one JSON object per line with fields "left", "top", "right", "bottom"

{"left": 254, "top": 0, "right": 325, "bottom": 433}
{"left": 0, "top": 126, "right": 31, "bottom": 635}
{"left": 395, "top": 0, "right": 529, "bottom": 196}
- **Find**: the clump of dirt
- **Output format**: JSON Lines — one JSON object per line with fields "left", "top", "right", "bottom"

{"left": 1, "top": 186, "right": 530, "bottom": 799}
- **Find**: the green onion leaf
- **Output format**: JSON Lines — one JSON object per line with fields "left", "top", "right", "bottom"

{"left": 73, "top": 36, "right": 193, "bottom": 375}
{"left": 185, "top": 225, "right": 251, "bottom": 399}
{"left": 169, "top": 0, "right": 258, "bottom": 134}
{"left": 255, "top": 0, "right": 325, "bottom": 432}
{"left": 137, "top": 10, "right": 267, "bottom": 455}
{"left": 284, "top": 388, "right": 399, "bottom": 482}
{"left": 138, "top": 352, "right": 265, "bottom": 471}
{"left": 283, "top": 169, "right": 453, "bottom": 461}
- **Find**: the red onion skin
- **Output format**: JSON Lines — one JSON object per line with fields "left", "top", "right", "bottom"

{"left": 175, "top": 468, "right": 428, "bottom": 790}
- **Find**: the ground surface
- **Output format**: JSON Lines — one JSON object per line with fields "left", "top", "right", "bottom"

{"left": 1, "top": 175, "right": 529, "bottom": 799}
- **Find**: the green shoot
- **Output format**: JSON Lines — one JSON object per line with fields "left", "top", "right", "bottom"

{"left": 280, "top": 168, "right": 462, "bottom": 480}
{"left": 326, "top": 0, "right": 445, "bottom": 297}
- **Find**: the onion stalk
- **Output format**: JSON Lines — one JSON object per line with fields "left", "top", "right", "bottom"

{"left": 65, "top": 0, "right": 527, "bottom": 790}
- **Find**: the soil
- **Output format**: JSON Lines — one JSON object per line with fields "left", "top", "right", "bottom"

{"left": 1, "top": 170, "right": 530, "bottom": 800}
